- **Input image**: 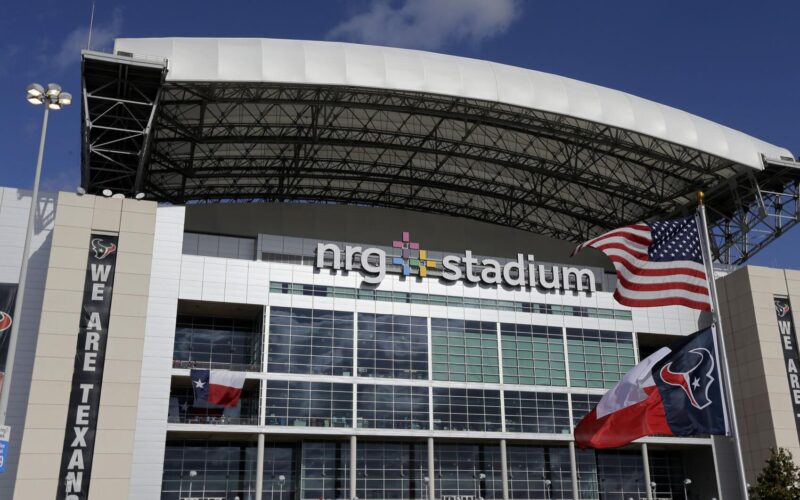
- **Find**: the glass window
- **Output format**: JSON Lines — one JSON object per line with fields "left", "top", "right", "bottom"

{"left": 168, "top": 382, "right": 259, "bottom": 426}
{"left": 567, "top": 328, "right": 635, "bottom": 388}
{"left": 269, "top": 282, "right": 629, "bottom": 320}
{"left": 435, "top": 444, "right": 502, "bottom": 499}
{"left": 356, "top": 442, "right": 428, "bottom": 499}
{"left": 358, "top": 313, "right": 428, "bottom": 380}
{"left": 267, "top": 307, "right": 354, "bottom": 376}
{"left": 262, "top": 444, "right": 297, "bottom": 500}
{"left": 596, "top": 450, "right": 646, "bottom": 500}
{"left": 161, "top": 440, "right": 258, "bottom": 500}
{"left": 501, "top": 323, "right": 565, "bottom": 386}
{"left": 504, "top": 391, "right": 570, "bottom": 434}
{"left": 300, "top": 442, "right": 350, "bottom": 500}
{"left": 431, "top": 319, "right": 499, "bottom": 383}
{"left": 357, "top": 384, "right": 429, "bottom": 430}
{"left": 174, "top": 313, "right": 261, "bottom": 371}
{"left": 571, "top": 393, "right": 603, "bottom": 427}
{"left": 649, "top": 451, "right": 689, "bottom": 500}
{"left": 432, "top": 387, "right": 501, "bottom": 432}
{"left": 266, "top": 380, "right": 352, "bottom": 428}
{"left": 506, "top": 446, "right": 574, "bottom": 499}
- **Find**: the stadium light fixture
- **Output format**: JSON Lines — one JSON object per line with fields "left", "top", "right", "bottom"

{"left": 26, "top": 83, "right": 44, "bottom": 105}
{"left": 26, "top": 82, "right": 71, "bottom": 110}
{"left": 0, "top": 81, "right": 71, "bottom": 427}
{"left": 46, "top": 83, "right": 61, "bottom": 97}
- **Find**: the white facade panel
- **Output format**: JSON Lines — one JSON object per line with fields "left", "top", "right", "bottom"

{"left": 129, "top": 206, "right": 186, "bottom": 500}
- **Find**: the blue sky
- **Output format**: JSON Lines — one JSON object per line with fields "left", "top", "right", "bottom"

{"left": 0, "top": 0, "right": 798, "bottom": 266}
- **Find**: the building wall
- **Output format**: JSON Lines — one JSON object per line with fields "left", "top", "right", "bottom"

{"left": 128, "top": 206, "right": 185, "bottom": 500}
{"left": 717, "top": 265, "right": 800, "bottom": 482}
{"left": 0, "top": 188, "right": 56, "bottom": 499}
{"left": 13, "top": 192, "right": 157, "bottom": 500}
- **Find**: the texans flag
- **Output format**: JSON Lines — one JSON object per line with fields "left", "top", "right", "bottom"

{"left": 575, "top": 327, "right": 727, "bottom": 448}
{"left": 573, "top": 216, "right": 712, "bottom": 311}
{"left": 190, "top": 369, "right": 246, "bottom": 408}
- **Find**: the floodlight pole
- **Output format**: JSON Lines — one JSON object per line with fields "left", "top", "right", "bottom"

{"left": 0, "top": 106, "right": 49, "bottom": 426}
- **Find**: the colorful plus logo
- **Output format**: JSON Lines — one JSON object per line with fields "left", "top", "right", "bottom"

{"left": 392, "top": 231, "right": 436, "bottom": 277}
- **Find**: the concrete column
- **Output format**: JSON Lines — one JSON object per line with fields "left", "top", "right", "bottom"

{"left": 500, "top": 439, "right": 509, "bottom": 500}
{"left": 428, "top": 437, "right": 435, "bottom": 500}
{"left": 642, "top": 443, "right": 653, "bottom": 500}
{"left": 256, "top": 433, "right": 264, "bottom": 500}
{"left": 350, "top": 435, "right": 357, "bottom": 500}
{"left": 569, "top": 441, "right": 580, "bottom": 500}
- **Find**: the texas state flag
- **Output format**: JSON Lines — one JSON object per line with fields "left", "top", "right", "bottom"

{"left": 190, "top": 369, "right": 247, "bottom": 408}
{"left": 575, "top": 327, "right": 728, "bottom": 448}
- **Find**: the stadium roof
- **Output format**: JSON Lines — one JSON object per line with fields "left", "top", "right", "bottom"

{"left": 80, "top": 37, "right": 800, "bottom": 264}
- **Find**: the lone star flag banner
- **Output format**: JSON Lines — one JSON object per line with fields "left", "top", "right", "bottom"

{"left": 575, "top": 327, "right": 727, "bottom": 448}
{"left": 573, "top": 216, "right": 711, "bottom": 311}
{"left": 191, "top": 369, "right": 246, "bottom": 408}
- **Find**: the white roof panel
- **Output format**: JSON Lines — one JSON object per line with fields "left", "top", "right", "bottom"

{"left": 114, "top": 37, "right": 792, "bottom": 169}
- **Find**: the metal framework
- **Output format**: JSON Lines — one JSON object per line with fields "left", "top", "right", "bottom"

{"left": 81, "top": 53, "right": 800, "bottom": 265}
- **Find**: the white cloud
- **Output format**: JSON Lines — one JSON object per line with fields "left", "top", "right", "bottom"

{"left": 328, "top": 0, "right": 520, "bottom": 50}
{"left": 54, "top": 7, "right": 123, "bottom": 71}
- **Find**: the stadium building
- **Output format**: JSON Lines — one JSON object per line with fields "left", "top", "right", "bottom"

{"left": 0, "top": 38, "right": 799, "bottom": 500}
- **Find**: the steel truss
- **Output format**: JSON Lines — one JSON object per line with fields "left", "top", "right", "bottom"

{"left": 81, "top": 52, "right": 167, "bottom": 195}
{"left": 81, "top": 57, "right": 800, "bottom": 265}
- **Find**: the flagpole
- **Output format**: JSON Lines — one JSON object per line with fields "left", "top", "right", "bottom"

{"left": 695, "top": 191, "right": 750, "bottom": 499}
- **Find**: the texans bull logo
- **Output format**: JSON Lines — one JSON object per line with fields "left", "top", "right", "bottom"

{"left": 659, "top": 347, "right": 716, "bottom": 410}
{"left": 0, "top": 312, "right": 11, "bottom": 332}
{"left": 776, "top": 300, "right": 791, "bottom": 318}
{"left": 91, "top": 238, "right": 117, "bottom": 260}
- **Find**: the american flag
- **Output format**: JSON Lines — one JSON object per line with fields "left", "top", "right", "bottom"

{"left": 573, "top": 216, "right": 711, "bottom": 311}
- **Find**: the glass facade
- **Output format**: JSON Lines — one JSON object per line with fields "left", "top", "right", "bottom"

{"left": 268, "top": 307, "right": 354, "bottom": 376}
{"left": 163, "top": 276, "right": 710, "bottom": 499}
{"left": 435, "top": 444, "right": 503, "bottom": 500}
{"left": 357, "top": 313, "right": 428, "bottom": 380}
{"left": 432, "top": 387, "right": 502, "bottom": 432}
{"left": 269, "top": 281, "right": 633, "bottom": 320}
{"left": 567, "top": 328, "right": 636, "bottom": 389}
{"left": 168, "top": 384, "right": 260, "bottom": 425}
{"left": 161, "top": 441, "right": 693, "bottom": 500}
{"left": 162, "top": 440, "right": 258, "bottom": 500}
{"left": 504, "top": 391, "right": 570, "bottom": 434}
{"left": 506, "top": 446, "right": 574, "bottom": 499}
{"left": 431, "top": 318, "right": 499, "bottom": 382}
{"left": 572, "top": 393, "right": 603, "bottom": 426}
{"left": 356, "top": 442, "right": 428, "bottom": 499}
{"left": 501, "top": 323, "right": 566, "bottom": 386}
{"left": 300, "top": 442, "right": 350, "bottom": 500}
{"left": 173, "top": 314, "right": 261, "bottom": 371}
{"left": 265, "top": 380, "right": 352, "bottom": 428}
{"left": 357, "top": 384, "right": 429, "bottom": 430}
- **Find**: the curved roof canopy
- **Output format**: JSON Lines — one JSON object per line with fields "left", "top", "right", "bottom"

{"left": 80, "top": 38, "right": 800, "bottom": 264}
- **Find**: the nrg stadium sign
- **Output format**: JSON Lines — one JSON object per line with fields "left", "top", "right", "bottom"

{"left": 315, "top": 231, "right": 596, "bottom": 293}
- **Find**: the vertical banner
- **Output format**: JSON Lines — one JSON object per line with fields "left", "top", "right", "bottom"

{"left": 774, "top": 296, "right": 800, "bottom": 440}
{"left": 0, "top": 283, "right": 18, "bottom": 392}
{"left": 56, "top": 235, "right": 119, "bottom": 500}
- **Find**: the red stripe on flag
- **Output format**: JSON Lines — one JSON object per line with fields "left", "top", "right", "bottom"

{"left": 615, "top": 274, "right": 710, "bottom": 295}
{"left": 608, "top": 255, "right": 707, "bottom": 279}
{"left": 588, "top": 230, "right": 652, "bottom": 248}
{"left": 594, "top": 242, "right": 649, "bottom": 261}
{"left": 207, "top": 384, "right": 244, "bottom": 408}
{"left": 575, "top": 386, "right": 674, "bottom": 448}
{"left": 613, "top": 290, "right": 711, "bottom": 311}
